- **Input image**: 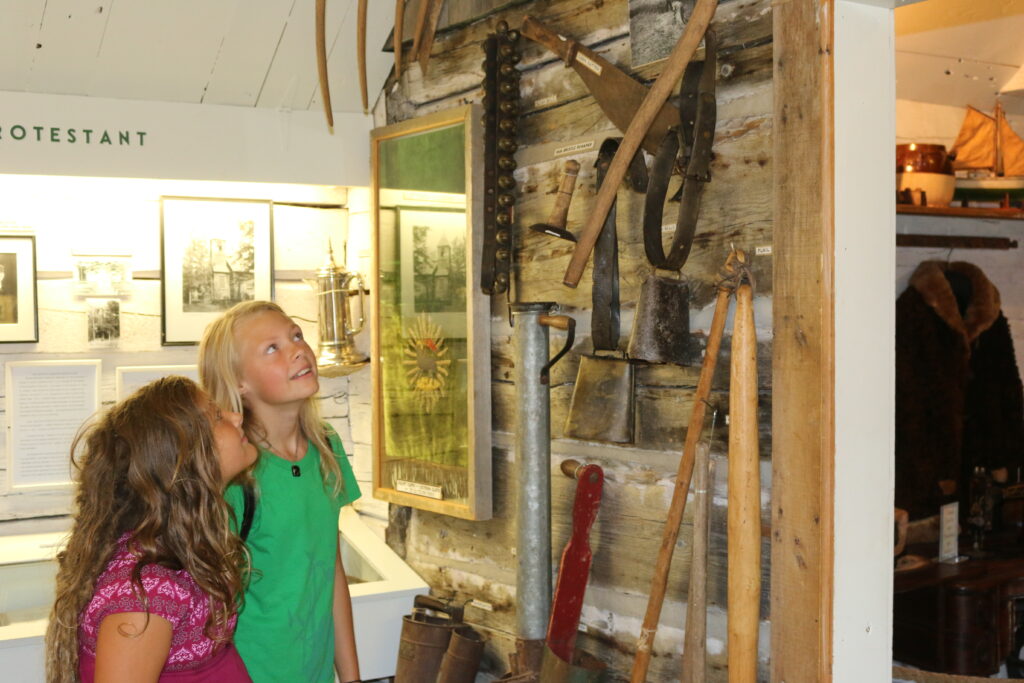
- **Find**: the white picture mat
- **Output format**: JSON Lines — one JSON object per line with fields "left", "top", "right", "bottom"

{"left": 115, "top": 365, "right": 199, "bottom": 401}
{"left": 5, "top": 360, "right": 101, "bottom": 491}
{"left": 0, "top": 235, "right": 37, "bottom": 342}
{"left": 161, "top": 197, "right": 273, "bottom": 344}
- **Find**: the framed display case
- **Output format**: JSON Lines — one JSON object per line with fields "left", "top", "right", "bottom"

{"left": 370, "top": 104, "right": 491, "bottom": 520}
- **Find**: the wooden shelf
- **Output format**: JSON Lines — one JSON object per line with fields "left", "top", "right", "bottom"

{"left": 897, "top": 204, "right": 1024, "bottom": 220}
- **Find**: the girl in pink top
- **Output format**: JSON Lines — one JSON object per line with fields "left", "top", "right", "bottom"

{"left": 44, "top": 376, "right": 257, "bottom": 683}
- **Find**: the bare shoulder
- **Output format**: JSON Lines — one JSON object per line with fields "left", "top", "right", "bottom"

{"left": 94, "top": 612, "right": 173, "bottom": 683}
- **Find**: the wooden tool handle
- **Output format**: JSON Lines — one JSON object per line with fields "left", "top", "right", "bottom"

{"left": 727, "top": 281, "right": 759, "bottom": 683}
{"left": 411, "top": 0, "right": 430, "bottom": 58}
{"left": 546, "top": 159, "right": 581, "bottom": 230}
{"left": 358, "top": 0, "right": 368, "bottom": 113}
{"left": 630, "top": 266, "right": 732, "bottom": 683}
{"left": 538, "top": 314, "right": 571, "bottom": 331}
{"left": 394, "top": 0, "right": 405, "bottom": 77}
{"left": 315, "top": 0, "right": 333, "bottom": 130}
{"left": 521, "top": 15, "right": 574, "bottom": 64}
{"left": 563, "top": 0, "right": 718, "bottom": 288}
{"left": 416, "top": 0, "right": 444, "bottom": 74}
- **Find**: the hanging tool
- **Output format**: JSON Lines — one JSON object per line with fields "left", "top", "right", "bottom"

{"left": 630, "top": 249, "right": 740, "bottom": 683}
{"left": 541, "top": 459, "right": 605, "bottom": 680}
{"left": 529, "top": 159, "right": 580, "bottom": 242}
{"left": 521, "top": 16, "right": 680, "bottom": 156}
{"left": 394, "top": 0, "right": 405, "bottom": 77}
{"left": 565, "top": 138, "right": 635, "bottom": 445}
{"left": 727, "top": 254, "right": 759, "bottom": 683}
{"left": 315, "top": 0, "right": 334, "bottom": 131}
{"left": 358, "top": 0, "right": 368, "bottom": 113}
{"left": 563, "top": 0, "right": 719, "bottom": 288}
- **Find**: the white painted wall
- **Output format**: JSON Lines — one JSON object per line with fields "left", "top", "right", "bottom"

{"left": 834, "top": 2, "right": 896, "bottom": 679}
{"left": 0, "top": 91, "right": 371, "bottom": 187}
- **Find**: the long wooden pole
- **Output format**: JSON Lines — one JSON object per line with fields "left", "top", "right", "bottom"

{"left": 630, "top": 258, "right": 733, "bottom": 683}
{"left": 727, "top": 278, "right": 760, "bottom": 682}
{"left": 562, "top": 0, "right": 718, "bottom": 287}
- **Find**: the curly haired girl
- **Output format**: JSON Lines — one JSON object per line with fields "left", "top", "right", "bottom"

{"left": 44, "top": 375, "right": 256, "bottom": 682}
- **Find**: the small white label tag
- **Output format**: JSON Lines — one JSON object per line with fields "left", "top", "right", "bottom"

{"left": 575, "top": 52, "right": 603, "bottom": 76}
{"left": 755, "top": 245, "right": 772, "bottom": 256}
{"left": 396, "top": 479, "right": 444, "bottom": 500}
{"left": 535, "top": 95, "right": 558, "bottom": 108}
{"left": 470, "top": 599, "right": 493, "bottom": 612}
{"left": 938, "top": 501, "right": 959, "bottom": 562}
{"left": 554, "top": 140, "right": 595, "bottom": 157}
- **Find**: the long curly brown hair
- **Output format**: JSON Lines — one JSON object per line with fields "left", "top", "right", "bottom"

{"left": 44, "top": 376, "right": 248, "bottom": 683}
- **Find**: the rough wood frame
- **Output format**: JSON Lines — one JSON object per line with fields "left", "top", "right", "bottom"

{"left": 770, "top": 0, "right": 836, "bottom": 681}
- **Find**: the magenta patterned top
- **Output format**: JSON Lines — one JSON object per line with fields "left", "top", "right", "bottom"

{"left": 77, "top": 533, "right": 250, "bottom": 682}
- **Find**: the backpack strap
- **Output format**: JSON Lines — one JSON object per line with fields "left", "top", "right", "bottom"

{"left": 240, "top": 483, "right": 256, "bottom": 542}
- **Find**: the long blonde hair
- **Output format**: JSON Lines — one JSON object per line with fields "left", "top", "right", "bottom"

{"left": 45, "top": 376, "right": 247, "bottom": 683}
{"left": 198, "top": 300, "right": 343, "bottom": 494}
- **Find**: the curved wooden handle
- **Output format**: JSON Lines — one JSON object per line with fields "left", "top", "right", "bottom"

{"left": 727, "top": 281, "right": 759, "bottom": 683}
{"left": 315, "top": 0, "right": 333, "bottom": 130}
{"left": 358, "top": 0, "right": 368, "bottom": 113}
{"left": 563, "top": 0, "right": 718, "bottom": 287}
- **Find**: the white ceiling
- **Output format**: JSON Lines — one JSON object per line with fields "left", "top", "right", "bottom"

{"left": 896, "top": 0, "right": 1024, "bottom": 114}
{"left": 0, "top": 0, "right": 396, "bottom": 116}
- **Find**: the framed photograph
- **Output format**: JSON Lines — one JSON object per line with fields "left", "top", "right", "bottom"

{"left": 0, "top": 235, "right": 38, "bottom": 343}
{"left": 74, "top": 254, "right": 132, "bottom": 297}
{"left": 160, "top": 196, "right": 274, "bottom": 345}
{"left": 397, "top": 207, "right": 467, "bottom": 333}
{"left": 370, "top": 104, "right": 492, "bottom": 521}
{"left": 86, "top": 298, "right": 120, "bottom": 348}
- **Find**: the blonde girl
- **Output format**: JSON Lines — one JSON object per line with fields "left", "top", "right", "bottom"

{"left": 199, "top": 300, "right": 361, "bottom": 683}
{"left": 45, "top": 376, "right": 255, "bottom": 683}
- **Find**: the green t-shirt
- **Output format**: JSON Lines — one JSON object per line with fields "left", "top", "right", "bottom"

{"left": 225, "top": 429, "right": 361, "bottom": 683}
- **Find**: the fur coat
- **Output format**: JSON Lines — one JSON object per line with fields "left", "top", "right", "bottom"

{"left": 895, "top": 260, "right": 1024, "bottom": 519}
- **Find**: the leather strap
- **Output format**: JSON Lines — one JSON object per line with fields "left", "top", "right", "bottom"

{"left": 642, "top": 31, "right": 717, "bottom": 272}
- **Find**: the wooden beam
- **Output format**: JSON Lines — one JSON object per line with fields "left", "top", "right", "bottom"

{"left": 770, "top": 1, "right": 835, "bottom": 681}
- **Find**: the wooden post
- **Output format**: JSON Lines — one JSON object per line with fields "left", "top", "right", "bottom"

{"left": 771, "top": 0, "right": 835, "bottom": 681}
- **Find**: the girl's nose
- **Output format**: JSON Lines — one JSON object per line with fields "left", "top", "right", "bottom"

{"left": 226, "top": 410, "right": 243, "bottom": 428}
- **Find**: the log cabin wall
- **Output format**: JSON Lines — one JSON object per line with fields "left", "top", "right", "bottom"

{"left": 371, "top": 0, "right": 773, "bottom": 678}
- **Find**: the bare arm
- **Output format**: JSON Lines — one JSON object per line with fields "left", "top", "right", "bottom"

{"left": 334, "top": 537, "right": 361, "bottom": 682}
{"left": 94, "top": 612, "right": 172, "bottom": 683}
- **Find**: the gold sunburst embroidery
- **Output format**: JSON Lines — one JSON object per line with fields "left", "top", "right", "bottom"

{"left": 401, "top": 315, "right": 451, "bottom": 411}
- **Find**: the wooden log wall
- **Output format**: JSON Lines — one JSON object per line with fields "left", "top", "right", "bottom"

{"left": 379, "top": 0, "right": 773, "bottom": 679}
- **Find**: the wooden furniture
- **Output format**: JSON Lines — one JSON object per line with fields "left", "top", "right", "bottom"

{"left": 893, "top": 554, "right": 1024, "bottom": 676}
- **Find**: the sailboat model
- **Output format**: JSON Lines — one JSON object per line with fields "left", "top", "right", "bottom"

{"left": 949, "top": 102, "right": 1024, "bottom": 201}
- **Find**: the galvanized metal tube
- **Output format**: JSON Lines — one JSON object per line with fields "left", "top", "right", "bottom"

{"left": 511, "top": 301, "right": 556, "bottom": 641}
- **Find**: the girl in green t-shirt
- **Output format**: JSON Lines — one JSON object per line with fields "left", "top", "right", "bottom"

{"left": 200, "top": 301, "right": 362, "bottom": 683}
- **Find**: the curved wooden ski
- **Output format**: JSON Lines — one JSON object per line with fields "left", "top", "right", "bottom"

{"left": 315, "top": 0, "right": 333, "bottom": 130}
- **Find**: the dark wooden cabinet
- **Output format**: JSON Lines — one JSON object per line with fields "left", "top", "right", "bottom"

{"left": 893, "top": 556, "right": 1024, "bottom": 675}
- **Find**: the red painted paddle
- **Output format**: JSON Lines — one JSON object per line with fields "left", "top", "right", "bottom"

{"left": 546, "top": 461, "right": 605, "bottom": 662}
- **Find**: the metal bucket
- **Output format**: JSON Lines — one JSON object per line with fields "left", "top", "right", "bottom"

{"left": 437, "top": 626, "right": 485, "bottom": 683}
{"left": 394, "top": 596, "right": 463, "bottom": 683}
